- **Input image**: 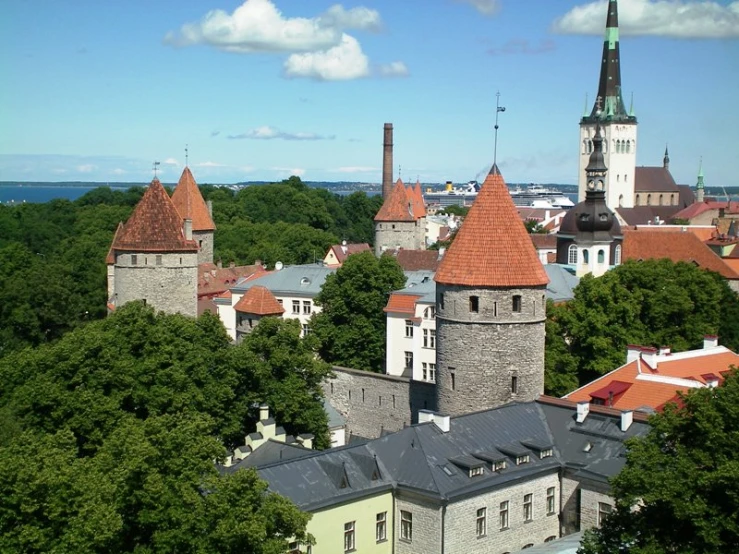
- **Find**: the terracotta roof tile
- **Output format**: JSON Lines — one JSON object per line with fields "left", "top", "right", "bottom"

{"left": 412, "top": 181, "right": 426, "bottom": 219}
{"left": 328, "top": 243, "right": 371, "bottom": 265}
{"left": 197, "top": 263, "right": 266, "bottom": 298}
{"left": 623, "top": 229, "right": 739, "bottom": 279}
{"left": 383, "top": 293, "right": 422, "bottom": 315}
{"left": 171, "top": 167, "right": 216, "bottom": 231}
{"left": 530, "top": 234, "right": 557, "bottom": 249}
{"left": 384, "top": 249, "right": 441, "bottom": 271}
{"left": 234, "top": 285, "right": 285, "bottom": 316}
{"left": 435, "top": 166, "right": 549, "bottom": 287}
{"left": 375, "top": 179, "right": 415, "bottom": 222}
{"left": 106, "top": 222, "right": 124, "bottom": 264}
{"left": 114, "top": 178, "right": 198, "bottom": 253}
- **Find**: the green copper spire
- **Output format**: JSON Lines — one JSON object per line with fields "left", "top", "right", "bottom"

{"left": 629, "top": 92, "right": 635, "bottom": 116}
{"left": 583, "top": 93, "right": 589, "bottom": 117}
{"left": 697, "top": 158, "right": 704, "bottom": 188}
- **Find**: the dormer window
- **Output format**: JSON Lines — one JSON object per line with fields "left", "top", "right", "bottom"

{"left": 539, "top": 448, "right": 553, "bottom": 459}
{"left": 494, "top": 460, "right": 506, "bottom": 472}
{"left": 516, "top": 454, "right": 530, "bottom": 465}
{"left": 469, "top": 466, "right": 484, "bottom": 477}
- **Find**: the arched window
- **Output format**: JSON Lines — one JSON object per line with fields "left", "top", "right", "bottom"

{"left": 635, "top": 194, "right": 640, "bottom": 206}
{"left": 625, "top": 173, "right": 628, "bottom": 182}
{"left": 619, "top": 194, "right": 624, "bottom": 207}
{"left": 598, "top": 249, "right": 605, "bottom": 264}
{"left": 659, "top": 194, "right": 664, "bottom": 206}
{"left": 647, "top": 194, "right": 652, "bottom": 206}
{"left": 568, "top": 244, "right": 578, "bottom": 265}
{"left": 625, "top": 140, "right": 631, "bottom": 153}
{"left": 614, "top": 245, "right": 622, "bottom": 265}
{"left": 582, "top": 249, "right": 589, "bottom": 264}
{"left": 616, "top": 174, "right": 620, "bottom": 182}
{"left": 670, "top": 194, "right": 675, "bottom": 205}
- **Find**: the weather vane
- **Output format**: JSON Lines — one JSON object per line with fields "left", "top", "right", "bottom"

{"left": 153, "top": 161, "right": 160, "bottom": 178}
{"left": 493, "top": 91, "right": 506, "bottom": 167}
{"left": 185, "top": 144, "right": 189, "bottom": 167}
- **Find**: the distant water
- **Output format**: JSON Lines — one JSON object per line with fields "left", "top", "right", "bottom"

{"left": 0, "top": 184, "right": 131, "bottom": 205}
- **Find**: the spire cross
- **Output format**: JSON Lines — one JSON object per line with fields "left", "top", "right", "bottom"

{"left": 185, "top": 144, "right": 189, "bottom": 167}
{"left": 493, "top": 91, "right": 506, "bottom": 166}
{"left": 152, "top": 161, "right": 160, "bottom": 178}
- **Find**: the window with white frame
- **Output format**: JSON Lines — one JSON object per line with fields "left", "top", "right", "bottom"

{"left": 423, "top": 329, "right": 436, "bottom": 348}
{"left": 540, "top": 448, "right": 553, "bottom": 459}
{"left": 404, "top": 351, "right": 413, "bottom": 370}
{"left": 422, "top": 362, "right": 428, "bottom": 381}
{"left": 516, "top": 454, "right": 530, "bottom": 465}
{"left": 405, "top": 320, "right": 413, "bottom": 338}
{"left": 523, "top": 493, "right": 533, "bottom": 522}
{"left": 292, "top": 300, "right": 300, "bottom": 314}
{"left": 476, "top": 507, "right": 487, "bottom": 537}
{"left": 598, "top": 502, "right": 613, "bottom": 526}
{"left": 494, "top": 460, "right": 506, "bottom": 472}
{"left": 344, "top": 521, "right": 355, "bottom": 552}
{"left": 568, "top": 244, "right": 577, "bottom": 265}
{"left": 303, "top": 300, "right": 311, "bottom": 314}
{"left": 470, "top": 466, "right": 484, "bottom": 477}
{"left": 429, "top": 363, "right": 436, "bottom": 382}
{"left": 499, "top": 501, "right": 509, "bottom": 530}
{"left": 614, "top": 244, "right": 622, "bottom": 265}
{"left": 547, "top": 487, "right": 556, "bottom": 515}
{"left": 302, "top": 324, "right": 310, "bottom": 337}
{"left": 376, "top": 512, "right": 387, "bottom": 542}
{"left": 424, "top": 306, "right": 436, "bottom": 320}
{"left": 400, "top": 510, "right": 412, "bottom": 541}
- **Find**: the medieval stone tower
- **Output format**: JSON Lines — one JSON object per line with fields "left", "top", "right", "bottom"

{"left": 171, "top": 167, "right": 216, "bottom": 265}
{"left": 578, "top": 0, "right": 637, "bottom": 209}
{"left": 374, "top": 178, "right": 426, "bottom": 256}
{"left": 558, "top": 121, "right": 623, "bottom": 277}
{"left": 434, "top": 165, "right": 549, "bottom": 416}
{"left": 108, "top": 178, "right": 199, "bottom": 317}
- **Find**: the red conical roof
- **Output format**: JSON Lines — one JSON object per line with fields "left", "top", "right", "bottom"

{"left": 435, "top": 166, "right": 549, "bottom": 287}
{"left": 114, "top": 178, "right": 198, "bottom": 253}
{"left": 171, "top": 167, "right": 216, "bottom": 231}
{"left": 374, "top": 178, "right": 415, "bottom": 222}
{"left": 234, "top": 285, "right": 285, "bottom": 316}
{"left": 106, "top": 222, "right": 124, "bottom": 264}
{"left": 409, "top": 181, "right": 426, "bottom": 219}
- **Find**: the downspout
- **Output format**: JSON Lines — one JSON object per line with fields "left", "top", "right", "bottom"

{"left": 440, "top": 503, "right": 446, "bottom": 554}
{"left": 391, "top": 493, "right": 396, "bottom": 554}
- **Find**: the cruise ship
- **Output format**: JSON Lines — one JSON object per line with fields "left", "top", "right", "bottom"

{"left": 424, "top": 181, "right": 575, "bottom": 209}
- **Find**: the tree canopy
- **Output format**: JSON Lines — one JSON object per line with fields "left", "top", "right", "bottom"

{"left": 0, "top": 302, "right": 329, "bottom": 552}
{"left": 546, "top": 259, "right": 739, "bottom": 388}
{"left": 311, "top": 251, "right": 406, "bottom": 372}
{"left": 579, "top": 369, "right": 739, "bottom": 554}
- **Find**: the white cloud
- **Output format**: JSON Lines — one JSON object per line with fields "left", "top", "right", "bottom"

{"left": 163, "top": 157, "right": 180, "bottom": 166}
{"left": 331, "top": 166, "right": 377, "bottom": 173}
{"left": 456, "top": 0, "right": 501, "bottom": 16}
{"left": 273, "top": 166, "right": 306, "bottom": 177}
{"left": 552, "top": 0, "right": 739, "bottom": 38}
{"left": 229, "top": 125, "right": 336, "bottom": 140}
{"left": 112, "top": 168, "right": 127, "bottom": 175}
{"left": 164, "top": 0, "right": 381, "bottom": 53}
{"left": 284, "top": 34, "right": 369, "bottom": 80}
{"left": 196, "top": 161, "right": 227, "bottom": 168}
{"left": 378, "top": 61, "right": 409, "bottom": 77}
{"left": 77, "top": 164, "right": 95, "bottom": 173}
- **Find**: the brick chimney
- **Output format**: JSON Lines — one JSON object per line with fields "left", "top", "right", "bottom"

{"left": 382, "top": 123, "right": 393, "bottom": 199}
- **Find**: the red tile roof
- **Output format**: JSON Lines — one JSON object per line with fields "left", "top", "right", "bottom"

{"left": 566, "top": 347, "right": 739, "bottom": 411}
{"left": 233, "top": 285, "right": 285, "bottom": 316}
{"left": 113, "top": 178, "right": 198, "bottom": 253}
{"left": 383, "top": 293, "right": 422, "bottom": 315}
{"left": 530, "top": 234, "right": 557, "bottom": 249}
{"left": 384, "top": 249, "right": 441, "bottom": 271}
{"left": 326, "top": 243, "right": 371, "bottom": 265}
{"left": 106, "top": 222, "right": 124, "bottom": 264}
{"left": 197, "top": 263, "right": 267, "bottom": 299}
{"left": 411, "top": 181, "right": 426, "bottom": 219}
{"left": 171, "top": 167, "right": 216, "bottom": 231}
{"left": 375, "top": 179, "right": 416, "bottom": 222}
{"left": 623, "top": 229, "right": 739, "bottom": 280}
{"left": 435, "top": 166, "right": 549, "bottom": 287}
{"left": 673, "top": 201, "right": 739, "bottom": 221}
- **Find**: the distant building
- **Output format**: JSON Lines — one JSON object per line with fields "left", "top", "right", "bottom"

{"left": 374, "top": 178, "right": 426, "bottom": 256}
{"left": 383, "top": 248, "right": 442, "bottom": 272}
{"left": 232, "top": 285, "right": 285, "bottom": 340}
{"left": 565, "top": 337, "right": 739, "bottom": 412}
{"left": 323, "top": 242, "right": 371, "bottom": 267}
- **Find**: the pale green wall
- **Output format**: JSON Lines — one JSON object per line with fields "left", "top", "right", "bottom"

{"left": 307, "top": 491, "right": 393, "bottom": 554}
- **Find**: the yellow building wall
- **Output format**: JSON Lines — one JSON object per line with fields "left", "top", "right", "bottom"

{"left": 306, "top": 491, "right": 393, "bottom": 554}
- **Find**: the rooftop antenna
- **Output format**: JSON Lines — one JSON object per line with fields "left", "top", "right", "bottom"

{"left": 185, "top": 144, "right": 189, "bottom": 167}
{"left": 152, "top": 161, "right": 160, "bottom": 178}
{"left": 493, "top": 91, "right": 506, "bottom": 167}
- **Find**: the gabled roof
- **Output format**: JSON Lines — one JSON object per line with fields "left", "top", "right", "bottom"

{"left": 383, "top": 294, "right": 422, "bottom": 315}
{"left": 634, "top": 166, "right": 680, "bottom": 193}
{"left": 673, "top": 200, "right": 739, "bottom": 221}
{"left": 197, "top": 263, "right": 266, "bottom": 298}
{"left": 113, "top": 178, "right": 198, "bottom": 253}
{"left": 106, "top": 222, "right": 124, "bottom": 264}
{"left": 171, "top": 167, "right": 216, "bottom": 231}
{"left": 383, "top": 248, "right": 441, "bottom": 271}
{"left": 435, "top": 166, "right": 549, "bottom": 287}
{"left": 623, "top": 229, "right": 739, "bottom": 279}
{"left": 374, "top": 179, "right": 415, "bottom": 222}
{"left": 616, "top": 206, "right": 682, "bottom": 226}
{"left": 233, "top": 285, "right": 285, "bottom": 315}
{"left": 411, "top": 181, "right": 426, "bottom": 219}
{"left": 565, "top": 345, "right": 739, "bottom": 411}
{"left": 327, "top": 243, "right": 371, "bottom": 265}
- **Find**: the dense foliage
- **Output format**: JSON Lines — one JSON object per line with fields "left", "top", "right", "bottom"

{"left": 0, "top": 302, "right": 329, "bottom": 552}
{"left": 545, "top": 259, "right": 739, "bottom": 390}
{"left": 311, "top": 251, "right": 406, "bottom": 372}
{"left": 0, "top": 177, "right": 381, "bottom": 356}
{"left": 579, "top": 369, "right": 739, "bottom": 554}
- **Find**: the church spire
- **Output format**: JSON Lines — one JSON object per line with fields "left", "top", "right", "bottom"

{"left": 663, "top": 145, "right": 670, "bottom": 170}
{"left": 696, "top": 158, "right": 705, "bottom": 203}
{"left": 584, "top": 0, "right": 634, "bottom": 123}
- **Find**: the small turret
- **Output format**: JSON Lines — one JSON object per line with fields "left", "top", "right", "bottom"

{"left": 663, "top": 145, "right": 670, "bottom": 170}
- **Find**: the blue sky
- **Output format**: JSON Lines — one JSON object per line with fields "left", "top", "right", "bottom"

{"left": 1, "top": 0, "right": 738, "bottom": 186}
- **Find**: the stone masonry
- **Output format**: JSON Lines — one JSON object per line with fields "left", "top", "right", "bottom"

{"left": 395, "top": 494, "right": 442, "bottom": 554}
{"left": 374, "top": 220, "right": 425, "bottom": 257}
{"left": 323, "top": 366, "right": 436, "bottom": 440}
{"left": 436, "top": 285, "right": 546, "bottom": 416}
{"left": 193, "top": 230, "right": 214, "bottom": 266}
{"left": 114, "top": 251, "right": 198, "bottom": 317}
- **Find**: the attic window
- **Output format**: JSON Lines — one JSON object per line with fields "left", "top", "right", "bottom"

{"left": 494, "top": 460, "right": 506, "bottom": 472}
{"left": 539, "top": 448, "right": 553, "bottom": 459}
{"left": 583, "top": 442, "right": 593, "bottom": 453}
{"left": 469, "top": 466, "right": 484, "bottom": 477}
{"left": 516, "top": 454, "right": 530, "bottom": 465}
{"left": 301, "top": 277, "right": 311, "bottom": 285}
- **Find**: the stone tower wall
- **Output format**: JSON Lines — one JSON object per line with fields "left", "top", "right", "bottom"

{"left": 374, "top": 220, "right": 424, "bottom": 256}
{"left": 194, "top": 230, "right": 214, "bottom": 265}
{"left": 435, "top": 284, "right": 546, "bottom": 416}
{"left": 114, "top": 250, "right": 198, "bottom": 317}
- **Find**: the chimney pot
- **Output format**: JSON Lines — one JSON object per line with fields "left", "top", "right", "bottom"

{"left": 620, "top": 410, "right": 634, "bottom": 432}
{"left": 576, "top": 401, "right": 590, "bottom": 423}
{"left": 626, "top": 345, "right": 642, "bottom": 363}
{"left": 184, "top": 218, "right": 193, "bottom": 240}
{"left": 703, "top": 335, "right": 719, "bottom": 349}
{"left": 259, "top": 404, "right": 269, "bottom": 421}
{"left": 418, "top": 409, "right": 450, "bottom": 432}
{"left": 641, "top": 347, "right": 658, "bottom": 368}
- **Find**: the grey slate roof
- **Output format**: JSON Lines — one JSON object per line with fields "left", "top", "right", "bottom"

{"left": 232, "top": 264, "right": 335, "bottom": 297}
{"left": 250, "top": 400, "right": 649, "bottom": 509}
{"left": 323, "top": 398, "right": 347, "bottom": 430}
{"left": 511, "top": 531, "right": 584, "bottom": 553}
{"left": 544, "top": 264, "right": 580, "bottom": 303}
{"left": 222, "top": 440, "right": 313, "bottom": 472}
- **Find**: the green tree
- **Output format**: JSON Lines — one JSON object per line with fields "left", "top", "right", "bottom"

{"left": 544, "top": 301, "right": 579, "bottom": 396}
{"left": 579, "top": 369, "right": 739, "bottom": 554}
{"left": 524, "top": 218, "right": 546, "bottom": 234}
{"left": 554, "top": 259, "right": 739, "bottom": 381}
{"left": 311, "top": 251, "right": 406, "bottom": 372}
